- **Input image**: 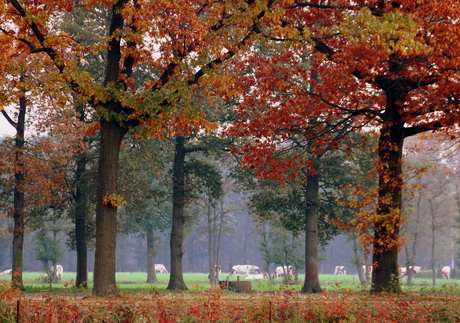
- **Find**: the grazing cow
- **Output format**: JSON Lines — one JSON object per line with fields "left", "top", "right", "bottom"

{"left": 442, "top": 266, "right": 451, "bottom": 279}
{"left": 154, "top": 264, "right": 169, "bottom": 273}
{"left": 45, "top": 265, "right": 64, "bottom": 280}
{"left": 362, "top": 265, "right": 373, "bottom": 275}
{"left": 1, "top": 269, "right": 12, "bottom": 275}
{"left": 50, "top": 265, "right": 64, "bottom": 279}
{"left": 208, "top": 265, "right": 222, "bottom": 280}
{"left": 274, "top": 266, "right": 294, "bottom": 278}
{"left": 399, "top": 266, "right": 422, "bottom": 278}
{"left": 228, "top": 265, "right": 261, "bottom": 277}
{"left": 334, "top": 266, "right": 346, "bottom": 275}
{"left": 245, "top": 273, "right": 269, "bottom": 279}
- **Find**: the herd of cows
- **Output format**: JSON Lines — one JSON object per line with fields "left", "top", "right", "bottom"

{"left": 0, "top": 264, "right": 454, "bottom": 280}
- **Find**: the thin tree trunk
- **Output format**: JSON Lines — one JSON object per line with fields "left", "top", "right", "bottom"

{"left": 405, "top": 187, "right": 422, "bottom": 286}
{"left": 301, "top": 161, "right": 322, "bottom": 293}
{"left": 11, "top": 92, "right": 26, "bottom": 291}
{"left": 75, "top": 147, "right": 89, "bottom": 288}
{"left": 74, "top": 103, "right": 89, "bottom": 288}
{"left": 93, "top": 118, "right": 127, "bottom": 295}
{"left": 207, "top": 200, "right": 217, "bottom": 284}
{"left": 146, "top": 225, "right": 158, "bottom": 283}
{"left": 216, "top": 201, "right": 224, "bottom": 276}
{"left": 431, "top": 204, "right": 436, "bottom": 286}
{"left": 351, "top": 234, "right": 366, "bottom": 284}
{"left": 167, "top": 136, "right": 188, "bottom": 290}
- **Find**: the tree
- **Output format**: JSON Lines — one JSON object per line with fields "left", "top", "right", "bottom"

{"left": 168, "top": 151, "right": 224, "bottom": 290}
{"left": 0, "top": 48, "right": 80, "bottom": 289}
{"left": 118, "top": 135, "right": 172, "bottom": 284}
{"left": 231, "top": 134, "right": 372, "bottom": 292}
{"left": 33, "top": 229, "right": 65, "bottom": 283}
{"left": 229, "top": 1, "right": 460, "bottom": 293}
{"left": 2, "top": 0, "right": 294, "bottom": 295}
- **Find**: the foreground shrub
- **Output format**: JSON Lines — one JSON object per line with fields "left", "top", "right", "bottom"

{"left": 1, "top": 288, "right": 460, "bottom": 322}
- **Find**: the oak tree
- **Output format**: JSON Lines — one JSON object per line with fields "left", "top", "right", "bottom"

{"left": 229, "top": 0, "right": 460, "bottom": 293}
{"left": 1, "top": 0, "right": 292, "bottom": 295}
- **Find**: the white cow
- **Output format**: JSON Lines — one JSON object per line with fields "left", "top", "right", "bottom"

{"left": 399, "top": 266, "right": 422, "bottom": 278}
{"left": 50, "top": 265, "right": 64, "bottom": 279}
{"left": 154, "top": 264, "right": 169, "bottom": 273}
{"left": 228, "top": 265, "right": 261, "bottom": 277}
{"left": 1, "top": 269, "right": 12, "bottom": 275}
{"left": 334, "top": 266, "right": 346, "bottom": 275}
{"left": 362, "top": 265, "right": 373, "bottom": 275}
{"left": 442, "top": 266, "right": 451, "bottom": 279}
{"left": 274, "top": 266, "right": 294, "bottom": 278}
{"left": 45, "top": 265, "right": 63, "bottom": 280}
{"left": 245, "top": 273, "right": 269, "bottom": 279}
{"left": 208, "top": 265, "right": 222, "bottom": 280}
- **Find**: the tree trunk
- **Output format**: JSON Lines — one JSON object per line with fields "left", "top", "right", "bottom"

{"left": 167, "top": 136, "right": 188, "bottom": 291}
{"left": 371, "top": 105, "right": 404, "bottom": 293}
{"left": 301, "top": 162, "right": 322, "bottom": 293}
{"left": 216, "top": 201, "right": 224, "bottom": 277}
{"left": 11, "top": 93, "right": 26, "bottom": 291}
{"left": 93, "top": 118, "right": 127, "bottom": 295}
{"left": 74, "top": 103, "right": 89, "bottom": 288}
{"left": 431, "top": 205, "right": 436, "bottom": 286}
{"left": 404, "top": 186, "right": 422, "bottom": 286}
{"left": 351, "top": 234, "right": 366, "bottom": 284}
{"left": 146, "top": 225, "right": 158, "bottom": 283}
{"left": 75, "top": 148, "right": 89, "bottom": 288}
{"left": 207, "top": 201, "right": 217, "bottom": 284}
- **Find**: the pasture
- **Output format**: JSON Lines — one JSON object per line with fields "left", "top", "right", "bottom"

{"left": 1, "top": 272, "right": 460, "bottom": 322}
{"left": 2, "top": 271, "right": 460, "bottom": 294}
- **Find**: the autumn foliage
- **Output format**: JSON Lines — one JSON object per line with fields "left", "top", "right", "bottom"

{"left": 225, "top": 0, "right": 460, "bottom": 293}
{"left": 2, "top": 0, "right": 460, "bottom": 295}
{"left": 1, "top": 287, "right": 460, "bottom": 322}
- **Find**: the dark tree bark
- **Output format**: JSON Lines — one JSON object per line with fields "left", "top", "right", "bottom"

{"left": 301, "top": 161, "right": 323, "bottom": 293}
{"left": 74, "top": 151, "right": 89, "bottom": 288}
{"left": 207, "top": 201, "right": 217, "bottom": 284}
{"left": 92, "top": 118, "right": 128, "bottom": 295}
{"left": 10, "top": 92, "right": 26, "bottom": 291}
{"left": 167, "top": 136, "right": 188, "bottom": 290}
{"left": 92, "top": 0, "right": 134, "bottom": 295}
{"left": 146, "top": 225, "right": 159, "bottom": 284}
{"left": 371, "top": 89, "right": 404, "bottom": 293}
{"left": 74, "top": 103, "right": 89, "bottom": 288}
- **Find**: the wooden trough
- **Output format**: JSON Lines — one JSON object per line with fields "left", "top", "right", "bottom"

{"left": 219, "top": 280, "right": 252, "bottom": 293}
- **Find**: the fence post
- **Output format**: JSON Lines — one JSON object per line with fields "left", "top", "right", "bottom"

{"left": 16, "top": 300, "right": 20, "bottom": 323}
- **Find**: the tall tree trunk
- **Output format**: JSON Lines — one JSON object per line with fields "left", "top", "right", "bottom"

{"left": 146, "top": 225, "right": 158, "bottom": 283}
{"left": 207, "top": 201, "right": 217, "bottom": 284}
{"left": 74, "top": 103, "right": 89, "bottom": 288}
{"left": 371, "top": 101, "right": 404, "bottom": 293}
{"left": 167, "top": 136, "right": 188, "bottom": 290}
{"left": 430, "top": 203, "right": 436, "bottom": 286}
{"left": 216, "top": 201, "right": 224, "bottom": 275}
{"left": 301, "top": 161, "right": 322, "bottom": 293}
{"left": 11, "top": 93, "right": 26, "bottom": 291}
{"left": 404, "top": 186, "right": 422, "bottom": 286}
{"left": 74, "top": 146, "right": 89, "bottom": 288}
{"left": 93, "top": 118, "right": 127, "bottom": 295}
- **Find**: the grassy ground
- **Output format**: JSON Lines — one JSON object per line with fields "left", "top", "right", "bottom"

{"left": 2, "top": 271, "right": 459, "bottom": 295}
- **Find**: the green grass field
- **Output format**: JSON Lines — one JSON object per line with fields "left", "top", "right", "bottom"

{"left": 1, "top": 271, "right": 459, "bottom": 295}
